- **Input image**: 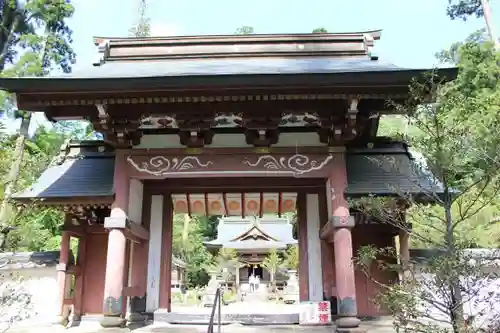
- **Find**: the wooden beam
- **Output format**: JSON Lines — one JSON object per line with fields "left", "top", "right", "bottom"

{"left": 204, "top": 192, "right": 210, "bottom": 216}
{"left": 73, "top": 236, "right": 87, "bottom": 318}
{"left": 186, "top": 192, "right": 192, "bottom": 218}
{"left": 62, "top": 225, "right": 85, "bottom": 238}
{"left": 259, "top": 192, "right": 264, "bottom": 218}
{"left": 127, "top": 222, "right": 149, "bottom": 241}
{"left": 63, "top": 298, "right": 73, "bottom": 305}
{"left": 86, "top": 224, "right": 107, "bottom": 234}
{"left": 123, "top": 286, "right": 142, "bottom": 297}
{"left": 241, "top": 192, "right": 246, "bottom": 218}
{"left": 278, "top": 192, "right": 283, "bottom": 217}
{"left": 319, "top": 222, "right": 334, "bottom": 243}
{"left": 66, "top": 265, "right": 82, "bottom": 276}
{"left": 222, "top": 192, "right": 229, "bottom": 216}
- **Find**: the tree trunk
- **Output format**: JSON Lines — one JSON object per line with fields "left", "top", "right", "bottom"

{"left": 181, "top": 214, "right": 190, "bottom": 258}
{"left": 444, "top": 203, "right": 465, "bottom": 333}
{"left": 235, "top": 266, "right": 240, "bottom": 292}
{"left": 480, "top": 0, "right": 499, "bottom": 47}
{"left": 0, "top": 114, "right": 31, "bottom": 234}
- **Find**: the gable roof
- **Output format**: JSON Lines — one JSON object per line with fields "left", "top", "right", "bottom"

{"left": 0, "top": 31, "right": 457, "bottom": 94}
{"left": 229, "top": 223, "right": 279, "bottom": 242}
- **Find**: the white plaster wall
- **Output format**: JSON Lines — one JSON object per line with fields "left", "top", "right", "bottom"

{"left": 128, "top": 178, "right": 144, "bottom": 224}
{"left": 306, "top": 193, "right": 323, "bottom": 301}
{"left": 146, "top": 195, "right": 164, "bottom": 312}
{"left": 135, "top": 133, "right": 323, "bottom": 149}
{"left": 0, "top": 268, "right": 58, "bottom": 327}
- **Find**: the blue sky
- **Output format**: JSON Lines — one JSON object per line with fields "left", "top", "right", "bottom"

{"left": 4, "top": 0, "right": 500, "bottom": 132}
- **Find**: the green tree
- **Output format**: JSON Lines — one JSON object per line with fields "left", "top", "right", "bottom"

{"left": 262, "top": 248, "right": 283, "bottom": 289}
{"left": 128, "top": 0, "right": 151, "bottom": 38}
{"left": 354, "top": 38, "right": 500, "bottom": 333}
{"left": 283, "top": 245, "right": 299, "bottom": 271}
{"left": 446, "top": 0, "right": 483, "bottom": 20}
{"left": 0, "top": 0, "right": 75, "bottom": 240}
{"left": 234, "top": 26, "right": 254, "bottom": 35}
{"left": 312, "top": 27, "right": 328, "bottom": 33}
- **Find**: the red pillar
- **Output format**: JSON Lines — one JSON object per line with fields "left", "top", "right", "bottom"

{"left": 73, "top": 235, "right": 87, "bottom": 321}
{"left": 329, "top": 153, "right": 362, "bottom": 331}
{"left": 101, "top": 151, "right": 130, "bottom": 327}
{"left": 55, "top": 230, "right": 71, "bottom": 323}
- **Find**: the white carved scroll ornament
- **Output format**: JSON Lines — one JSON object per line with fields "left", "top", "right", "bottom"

{"left": 127, "top": 156, "right": 213, "bottom": 176}
{"left": 243, "top": 154, "right": 333, "bottom": 176}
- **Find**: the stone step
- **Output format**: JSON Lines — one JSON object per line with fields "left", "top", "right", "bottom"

{"left": 154, "top": 312, "right": 299, "bottom": 325}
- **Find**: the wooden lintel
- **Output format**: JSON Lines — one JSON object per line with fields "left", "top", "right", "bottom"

{"left": 62, "top": 225, "right": 85, "bottom": 237}
{"left": 122, "top": 286, "right": 142, "bottom": 297}
{"left": 66, "top": 265, "right": 82, "bottom": 276}
{"left": 86, "top": 224, "right": 107, "bottom": 234}
{"left": 123, "top": 229, "right": 144, "bottom": 244}
{"left": 127, "top": 222, "right": 149, "bottom": 241}
{"left": 63, "top": 298, "right": 74, "bottom": 305}
{"left": 319, "top": 222, "right": 334, "bottom": 243}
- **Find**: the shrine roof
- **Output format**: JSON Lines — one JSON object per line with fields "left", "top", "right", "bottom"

{"left": 0, "top": 251, "right": 72, "bottom": 270}
{"left": 212, "top": 240, "right": 292, "bottom": 250}
{"left": 203, "top": 217, "right": 297, "bottom": 249}
{"left": 0, "top": 31, "right": 457, "bottom": 93}
{"left": 172, "top": 256, "right": 186, "bottom": 268}
{"left": 11, "top": 140, "right": 443, "bottom": 204}
{"left": 13, "top": 141, "right": 115, "bottom": 202}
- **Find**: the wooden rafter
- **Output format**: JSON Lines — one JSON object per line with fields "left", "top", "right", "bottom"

{"left": 222, "top": 192, "right": 229, "bottom": 217}
{"left": 259, "top": 192, "right": 264, "bottom": 218}
{"left": 241, "top": 192, "right": 246, "bottom": 218}
{"left": 204, "top": 192, "right": 210, "bottom": 216}
{"left": 278, "top": 192, "right": 283, "bottom": 217}
{"left": 186, "top": 193, "right": 192, "bottom": 217}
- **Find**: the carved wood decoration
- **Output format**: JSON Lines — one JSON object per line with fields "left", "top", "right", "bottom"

{"left": 242, "top": 112, "right": 281, "bottom": 147}
{"left": 126, "top": 153, "right": 336, "bottom": 178}
{"left": 63, "top": 205, "right": 111, "bottom": 226}
{"left": 317, "top": 97, "right": 362, "bottom": 146}
{"left": 176, "top": 113, "right": 215, "bottom": 148}
{"left": 91, "top": 107, "right": 143, "bottom": 147}
{"left": 43, "top": 94, "right": 386, "bottom": 148}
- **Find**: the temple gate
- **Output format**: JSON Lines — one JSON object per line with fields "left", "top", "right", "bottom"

{"left": 0, "top": 30, "right": 455, "bottom": 331}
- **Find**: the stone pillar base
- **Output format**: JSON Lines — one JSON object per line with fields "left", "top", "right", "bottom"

{"left": 100, "top": 315, "right": 126, "bottom": 328}
{"left": 50, "top": 315, "right": 69, "bottom": 326}
{"left": 336, "top": 328, "right": 366, "bottom": 333}
{"left": 335, "top": 317, "right": 363, "bottom": 333}
{"left": 127, "top": 312, "right": 147, "bottom": 323}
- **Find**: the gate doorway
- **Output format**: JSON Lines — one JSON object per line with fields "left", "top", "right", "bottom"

{"left": 248, "top": 266, "right": 263, "bottom": 279}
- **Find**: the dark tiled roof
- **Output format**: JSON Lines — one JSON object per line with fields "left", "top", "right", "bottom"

{"left": 346, "top": 153, "right": 443, "bottom": 196}
{"left": 13, "top": 154, "right": 115, "bottom": 200}
{"left": 0, "top": 251, "right": 74, "bottom": 270}
{"left": 172, "top": 256, "right": 186, "bottom": 268}
{"left": 410, "top": 248, "right": 500, "bottom": 265}
{"left": 61, "top": 56, "right": 401, "bottom": 80}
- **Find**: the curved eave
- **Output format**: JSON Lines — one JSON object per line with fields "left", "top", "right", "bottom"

{"left": 0, "top": 68, "right": 458, "bottom": 95}
{"left": 346, "top": 190, "right": 459, "bottom": 205}
{"left": 203, "top": 241, "right": 222, "bottom": 249}
{"left": 12, "top": 195, "right": 114, "bottom": 207}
